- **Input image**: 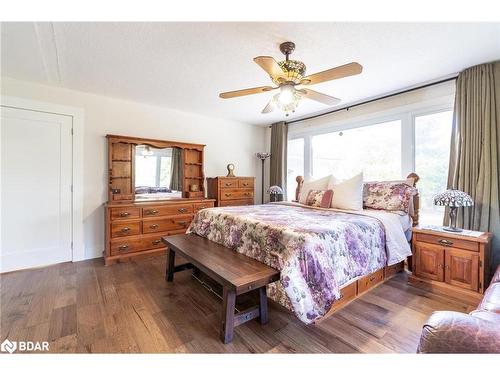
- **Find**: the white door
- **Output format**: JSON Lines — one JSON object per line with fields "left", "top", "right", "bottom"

{"left": 1, "top": 106, "right": 73, "bottom": 272}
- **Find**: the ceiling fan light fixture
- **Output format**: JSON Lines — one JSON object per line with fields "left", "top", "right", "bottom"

{"left": 273, "top": 84, "right": 301, "bottom": 116}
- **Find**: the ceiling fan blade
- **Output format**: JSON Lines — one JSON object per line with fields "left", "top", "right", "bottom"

{"left": 301, "top": 62, "right": 363, "bottom": 85}
{"left": 299, "top": 89, "right": 341, "bottom": 106}
{"left": 219, "top": 86, "right": 276, "bottom": 99}
{"left": 253, "top": 56, "right": 286, "bottom": 80}
{"left": 261, "top": 99, "right": 275, "bottom": 114}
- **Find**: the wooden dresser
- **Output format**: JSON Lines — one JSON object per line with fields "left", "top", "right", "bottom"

{"left": 206, "top": 176, "right": 255, "bottom": 207}
{"left": 105, "top": 199, "right": 215, "bottom": 265}
{"left": 409, "top": 227, "right": 493, "bottom": 305}
{"left": 104, "top": 134, "right": 215, "bottom": 265}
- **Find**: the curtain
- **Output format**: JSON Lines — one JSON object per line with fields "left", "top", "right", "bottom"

{"left": 446, "top": 61, "right": 500, "bottom": 269}
{"left": 169, "top": 147, "right": 183, "bottom": 191}
{"left": 270, "top": 121, "right": 288, "bottom": 199}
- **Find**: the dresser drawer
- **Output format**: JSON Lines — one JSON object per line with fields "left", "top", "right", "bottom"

{"left": 194, "top": 201, "right": 214, "bottom": 212}
{"left": 220, "top": 189, "right": 254, "bottom": 201}
{"left": 357, "top": 269, "right": 384, "bottom": 294}
{"left": 110, "top": 234, "right": 166, "bottom": 256}
{"left": 238, "top": 178, "right": 254, "bottom": 189}
{"left": 143, "top": 215, "right": 192, "bottom": 233}
{"left": 416, "top": 233, "right": 478, "bottom": 252}
{"left": 219, "top": 179, "right": 239, "bottom": 189}
{"left": 111, "top": 221, "right": 141, "bottom": 238}
{"left": 110, "top": 207, "right": 141, "bottom": 221}
{"left": 219, "top": 199, "right": 254, "bottom": 207}
{"left": 330, "top": 281, "right": 357, "bottom": 311}
{"left": 143, "top": 204, "right": 193, "bottom": 217}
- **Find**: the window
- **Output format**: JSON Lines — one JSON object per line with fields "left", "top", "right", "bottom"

{"left": 311, "top": 120, "right": 401, "bottom": 181}
{"left": 286, "top": 138, "right": 304, "bottom": 200}
{"left": 286, "top": 93, "right": 455, "bottom": 226}
{"left": 415, "top": 110, "right": 453, "bottom": 225}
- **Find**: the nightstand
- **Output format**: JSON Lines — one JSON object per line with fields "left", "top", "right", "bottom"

{"left": 409, "top": 226, "right": 493, "bottom": 305}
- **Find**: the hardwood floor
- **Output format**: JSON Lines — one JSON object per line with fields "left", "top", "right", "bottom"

{"left": 0, "top": 255, "right": 475, "bottom": 353}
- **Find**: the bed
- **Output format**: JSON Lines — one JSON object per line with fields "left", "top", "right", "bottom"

{"left": 187, "top": 173, "right": 420, "bottom": 324}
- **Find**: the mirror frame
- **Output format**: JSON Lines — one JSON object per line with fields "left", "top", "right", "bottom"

{"left": 106, "top": 134, "right": 206, "bottom": 203}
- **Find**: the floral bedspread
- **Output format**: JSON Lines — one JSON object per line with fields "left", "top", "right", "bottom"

{"left": 187, "top": 204, "right": 386, "bottom": 324}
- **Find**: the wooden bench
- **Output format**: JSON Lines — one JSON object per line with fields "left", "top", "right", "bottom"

{"left": 162, "top": 234, "right": 281, "bottom": 343}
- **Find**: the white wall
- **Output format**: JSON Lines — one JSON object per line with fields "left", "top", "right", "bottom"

{"left": 288, "top": 80, "right": 456, "bottom": 136}
{"left": 1, "top": 77, "right": 267, "bottom": 260}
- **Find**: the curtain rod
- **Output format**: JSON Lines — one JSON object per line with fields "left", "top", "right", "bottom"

{"left": 285, "top": 75, "right": 458, "bottom": 125}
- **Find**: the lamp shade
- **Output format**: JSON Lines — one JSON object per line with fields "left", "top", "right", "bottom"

{"left": 267, "top": 185, "right": 283, "bottom": 195}
{"left": 256, "top": 152, "right": 271, "bottom": 160}
{"left": 433, "top": 189, "right": 474, "bottom": 207}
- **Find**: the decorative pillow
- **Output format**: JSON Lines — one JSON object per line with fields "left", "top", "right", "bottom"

{"left": 327, "top": 172, "right": 364, "bottom": 211}
{"left": 298, "top": 175, "right": 332, "bottom": 204}
{"left": 363, "top": 181, "right": 417, "bottom": 214}
{"left": 135, "top": 186, "right": 151, "bottom": 194}
{"left": 305, "top": 189, "right": 334, "bottom": 208}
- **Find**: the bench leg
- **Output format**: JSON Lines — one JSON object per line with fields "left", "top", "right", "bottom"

{"left": 220, "top": 287, "right": 236, "bottom": 344}
{"left": 258, "top": 286, "right": 268, "bottom": 325}
{"left": 166, "top": 248, "right": 175, "bottom": 282}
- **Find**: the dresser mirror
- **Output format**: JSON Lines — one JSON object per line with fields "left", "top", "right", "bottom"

{"left": 134, "top": 145, "right": 183, "bottom": 200}
{"left": 107, "top": 134, "right": 206, "bottom": 202}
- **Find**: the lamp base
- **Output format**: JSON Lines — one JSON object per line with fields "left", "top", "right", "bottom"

{"left": 443, "top": 226, "right": 463, "bottom": 233}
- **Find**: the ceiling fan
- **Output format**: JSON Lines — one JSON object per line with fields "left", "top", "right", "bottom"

{"left": 219, "top": 41, "right": 363, "bottom": 116}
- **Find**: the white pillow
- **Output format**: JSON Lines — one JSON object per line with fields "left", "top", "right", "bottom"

{"left": 298, "top": 175, "right": 332, "bottom": 204}
{"left": 327, "top": 172, "right": 364, "bottom": 211}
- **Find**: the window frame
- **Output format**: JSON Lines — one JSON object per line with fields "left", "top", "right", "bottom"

{"left": 288, "top": 99, "right": 454, "bottom": 186}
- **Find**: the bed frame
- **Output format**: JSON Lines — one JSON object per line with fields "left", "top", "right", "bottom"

{"left": 294, "top": 173, "right": 420, "bottom": 321}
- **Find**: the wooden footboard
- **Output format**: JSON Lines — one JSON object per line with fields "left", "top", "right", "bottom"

{"left": 317, "top": 260, "right": 405, "bottom": 322}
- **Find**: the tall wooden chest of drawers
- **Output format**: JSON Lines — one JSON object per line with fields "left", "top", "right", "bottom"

{"left": 104, "top": 198, "right": 215, "bottom": 265}
{"left": 206, "top": 176, "right": 255, "bottom": 207}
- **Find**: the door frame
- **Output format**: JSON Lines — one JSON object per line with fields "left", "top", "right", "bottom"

{"left": 1, "top": 96, "right": 85, "bottom": 262}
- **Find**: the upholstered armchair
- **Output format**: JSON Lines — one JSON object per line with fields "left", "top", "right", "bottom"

{"left": 417, "top": 265, "right": 500, "bottom": 353}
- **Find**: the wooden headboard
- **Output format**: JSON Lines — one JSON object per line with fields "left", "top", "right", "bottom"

{"left": 295, "top": 173, "right": 420, "bottom": 227}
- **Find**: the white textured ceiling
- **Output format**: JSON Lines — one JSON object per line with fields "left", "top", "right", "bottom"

{"left": 2, "top": 22, "right": 500, "bottom": 125}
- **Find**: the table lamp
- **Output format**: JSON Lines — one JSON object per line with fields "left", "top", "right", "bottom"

{"left": 433, "top": 189, "right": 474, "bottom": 232}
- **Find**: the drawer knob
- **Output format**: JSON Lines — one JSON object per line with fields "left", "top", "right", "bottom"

{"left": 149, "top": 224, "right": 159, "bottom": 229}
{"left": 369, "top": 276, "right": 376, "bottom": 282}
{"left": 438, "top": 239, "right": 453, "bottom": 246}
{"left": 243, "top": 183, "right": 248, "bottom": 186}
{"left": 120, "top": 212, "right": 130, "bottom": 217}
{"left": 178, "top": 221, "right": 188, "bottom": 226}
{"left": 121, "top": 227, "right": 130, "bottom": 233}
{"left": 225, "top": 193, "right": 232, "bottom": 197}
{"left": 225, "top": 183, "right": 232, "bottom": 186}
{"left": 146, "top": 209, "right": 159, "bottom": 215}
{"left": 118, "top": 245, "right": 129, "bottom": 251}
{"left": 244, "top": 192, "right": 250, "bottom": 196}
{"left": 152, "top": 239, "right": 161, "bottom": 245}
{"left": 178, "top": 208, "right": 188, "bottom": 213}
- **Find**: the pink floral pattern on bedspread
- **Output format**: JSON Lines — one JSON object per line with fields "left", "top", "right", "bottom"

{"left": 187, "top": 204, "right": 386, "bottom": 324}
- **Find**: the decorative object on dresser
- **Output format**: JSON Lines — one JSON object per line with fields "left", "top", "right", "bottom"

{"left": 104, "top": 134, "right": 215, "bottom": 265}
{"left": 206, "top": 176, "right": 255, "bottom": 207}
{"left": 267, "top": 185, "right": 284, "bottom": 202}
{"left": 226, "top": 163, "right": 235, "bottom": 177}
{"left": 256, "top": 152, "right": 270, "bottom": 204}
{"left": 409, "top": 226, "right": 493, "bottom": 305}
{"left": 433, "top": 189, "right": 474, "bottom": 232}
